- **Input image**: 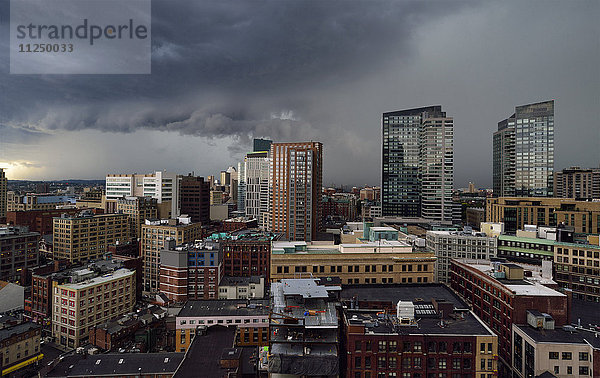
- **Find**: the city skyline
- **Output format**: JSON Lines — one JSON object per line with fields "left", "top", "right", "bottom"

{"left": 0, "top": 1, "right": 598, "bottom": 188}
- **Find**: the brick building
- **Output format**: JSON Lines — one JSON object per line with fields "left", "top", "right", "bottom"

{"left": 6, "top": 208, "right": 99, "bottom": 236}
{"left": 341, "top": 284, "right": 497, "bottom": 378}
{"left": 222, "top": 217, "right": 258, "bottom": 232}
{"left": 450, "top": 259, "right": 569, "bottom": 377}
{"left": 0, "top": 226, "right": 40, "bottom": 282}
{"left": 179, "top": 174, "right": 210, "bottom": 224}
{"left": 221, "top": 231, "right": 275, "bottom": 279}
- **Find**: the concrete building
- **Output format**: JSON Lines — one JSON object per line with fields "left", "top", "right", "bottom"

{"left": 268, "top": 278, "right": 340, "bottom": 377}
{"left": 159, "top": 239, "right": 223, "bottom": 302}
{"left": 512, "top": 314, "right": 599, "bottom": 378}
{"left": 140, "top": 217, "right": 202, "bottom": 292}
{"left": 554, "top": 239, "right": 600, "bottom": 302}
{"left": 493, "top": 100, "right": 554, "bottom": 197}
{"left": 176, "top": 299, "right": 269, "bottom": 351}
{"left": 270, "top": 141, "right": 323, "bottom": 241}
{"left": 0, "top": 323, "right": 42, "bottom": 376}
{"left": 382, "top": 106, "right": 454, "bottom": 221}
{"left": 554, "top": 165, "right": 600, "bottom": 200}
{"left": 105, "top": 171, "right": 179, "bottom": 219}
{"left": 218, "top": 276, "right": 265, "bottom": 299}
{"left": 179, "top": 174, "right": 210, "bottom": 224}
{"left": 486, "top": 197, "right": 600, "bottom": 234}
{"left": 52, "top": 212, "right": 129, "bottom": 263}
{"left": 0, "top": 168, "right": 6, "bottom": 220}
{"left": 241, "top": 151, "right": 271, "bottom": 222}
{"left": 116, "top": 196, "right": 158, "bottom": 240}
{"left": 52, "top": 267, "right": 136, "bottom": 348}
{"left": 341, "top": 284, "right": 497, "bottom": 378}
{"left": 271, "top": 240, "right": 435, "bottom": 285}
{"left": 0, "top": 226, "right": 40, "bottom": 282}
{"left": 7, "top": 193, "right": 76, "bottom": 212}
{"left": 6, "top": 208, "right": 88, "bottom": 236}
{"left": 359, "top": 186, "right": 380, "bottom": 201}
{"left": 466, "top": 207, "right": 485, "bottom": 229}
{"left": 450, "top": 259, "right": 569, "bottom": 376}
{"left": 425, "top": 230, "right": 497, "bottom": 283}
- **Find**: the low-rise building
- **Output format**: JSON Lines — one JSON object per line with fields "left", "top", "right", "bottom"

{"left": 221, "top": 230, "right": 275, "bottom": 279}
{"left": 89, "top": 316, "right": 141, "bottom": 351}
{"left": 466, "top": 207, "right": 485, "bottom": 229}
{"left": 0, "top": 322, "right": 42, "bottom": 376}
{"left": 341, "top": 284, "right": 498, "bottom": 378}
{"left": 450, "top": 259, "right": 569, "bottom": 377}
{"left": 176, "top": 299, "right": 269, "bottom": 351}
{"left": 52, "top": 267, "right": 136, "bottom": 348}
{"left": 426, "top": 229, "right": 497, "bottom": 283}
{"left": 271, "top": 240, "right": 435, "bottom": 285}
{"left": 0, "top": 226, "right": 40, "bottom": 282}
{"left": 268, "top": 278, "right": 340, "bottom": 377}
{"left": 218, "top": 276, "right": 265, "bottom": 299}
{"left": 512, "top": 311, "right": 600, "bottom": 378}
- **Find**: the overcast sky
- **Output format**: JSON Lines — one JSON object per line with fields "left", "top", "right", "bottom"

{"left": 0, "top": 0, "right": 598, "bottom": 188}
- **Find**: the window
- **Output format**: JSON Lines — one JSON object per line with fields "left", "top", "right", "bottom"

{"left": 389, "top": 341, "right": 397, "bottom": 352}
{"left": 562, "top": 352, "right": 572, "bottom": 360}
{"left": 487, "top": 343, "right": 492, "bottom": 353}
{"left": 379, "top": 341, "right": 387, "bottom": 352}
{"left": 549, "top": 352, "right": 559, "bottom": 360}
{"left": 453, "top": 358, "right": 460, "bottom": 369}
{"left": 378, "top": 356, "right": 386, "bottom": 369}
{"left": 439, "top": 342, "right": 447, "bottom": 353}
{"left": 402, "top": 357, "right": 411, "bottom": 369}
{"left": 579, "top": 352, "right": 589, "bottom": 361}
{"left": 553, "top": 366, "right": 559, "bottom": 374}
{"left": 403, "top": 342, "right": 411, "bottom": 352}
{"left": 389, "top": 357, "right": 397, "bottom": 369}
{"left": 355, "top": 356, "right": 361, "bottom": 368}
{"left": 438, "top": 358, "right": 446, "bottom": 369}
{"left": 567, "top": 366, "right": 572, "bottom": 374}
{"left": 355, "top": 341, "right": 361, "bottom": 351}
{"left": 413, "top": 357, "right": 421, "bottom": 368}
{"left": 480, "top": 343, "right": 485, "bottom": 353}
{"left": 414, "top": 341, "right": 422, "bottom": 352}
{"left": 365, "top": 356, "right": 371, "bottom": 368}
{"left": 579, "top": 366, "right": 589, "bottom": 375}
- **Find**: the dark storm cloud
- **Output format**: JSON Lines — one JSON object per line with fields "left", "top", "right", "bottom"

{"left": 1, "top": 0, "right": 598, "bottom": 184}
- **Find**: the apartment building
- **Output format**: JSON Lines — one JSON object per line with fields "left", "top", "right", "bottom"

{"left": 7, "top": 193, "right": 76, "bottom": 212}
{"left": 140, "top": 217, "right": 202, "bottom": 292}
{"left": 270, "top": 141, "right": 323, "bottom": 241}
{"left": 270, "top": 240, "right": 435, "bottom": 284}
{"left": 426, "top": 230, "right": 497, "bottom": 283}
{"left": 0, "top": 168, "right": 6, "bottom": 220}
{"left": 554, "top": 166, "right": 600, "bottom": 200}
{"left": 52, "top": 268, "right": 135, "bottom": 348}
{"left": 554, "top": 240, "right": 600, "bottom": 302}
{"left": 221, "top": 231, "right": 275, "bottom": 279}
{"left": 486, "top": 197, "right": 600, "bottom": 234}
{"left": 0, "top": 226, "right": 40, "bottom": 282}
{"left": 52, "top": 212, "right": 129, "bottom": 263}
{"left": 0, "top": 323, "right": 42, "bottom": 376}
{"left": 179, "top": 174, "right": 210, "bottom": 224}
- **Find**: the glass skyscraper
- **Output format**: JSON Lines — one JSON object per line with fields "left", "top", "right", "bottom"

{"left": 382, "top": 106, "right": 454, "bottom": 221}
{"left": 493, "top": 100, "right": 554, "bottom": 197}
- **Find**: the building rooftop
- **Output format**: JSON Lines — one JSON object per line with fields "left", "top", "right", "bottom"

{"left": 344, "top": 308, "right": 493, "bottom": 336}
{"left": 174, "top": 325, "right": 237, "bottom": 378}
{"left": 515, "top": 324, "right": 600, "bottom": 348}
{"left": 340, "top": 284, "right": 470, "bottom": 310}
{"left": 0, "top": 322, "right": 41, "bottom": 342}
{"left": 58, "top": 268, "right": 134, "bottom": 290}
{"left": 272, "top": 240, "right": 413, "bottom": 255}
{"left": 46, "top": 352, "right": 184, "bottom": 377}
{"left": 456, "top": 260, "right": 564, "bottom": 297}
{"left": 178, "top": 299, "right": 269, "bottom": 318}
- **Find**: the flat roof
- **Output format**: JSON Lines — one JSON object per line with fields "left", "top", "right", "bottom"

{"left": 178, "top": 299, "right": 269, "bottom": 318}
{"left": 345, "top": 309, "right": 493, "bottom": 336}
{"left": 47, "top": 353, "right": 184, "bottom": 377}
{"left": 516, "top": 324, "right": 600, "bottom": 347}
{"left": 0, "top": 323, "right": 41, "bottom": 342}
{"left": 340, "top": 284, "right": 470, "bottom": 310}
{"left": 58, "top": 268, "right": 134, "bottom": 290}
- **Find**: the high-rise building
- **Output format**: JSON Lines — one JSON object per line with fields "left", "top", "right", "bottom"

{"left": 179, "top": 174, "right": 210, "bottom": 224}
{"left": 382, "top": 106, "right": 454, "bottom": 221}
{"left": 270, "top": 141, "right": 323, "bottom": 241}
{"left": 140, "top": 217, "right": 202, "bottom": 292}
{"left": 0, "top": 168, "right": 7, "bottom": 220}
{"left": 116, "top": 196, "right": 158, "bottom": 240}
{"left": 105, "top": 171, "right": 179, "bottom": 218}
{"left": 554, "top": 166, "right": 600, "bottom": 200}
{"left": 52, "top": 212, "right": 129, "bottom": 263}
{"left": 253, "top": 138, "right": 272, "bottom": 153}
{"left": 0, "top": 226, "right": 40, "bottom": 282}
{"left": 241, "top": 151, "right": 271, "bottom": 222}
{"left": 493, "top": 100, "right": 554, "bottom": 197}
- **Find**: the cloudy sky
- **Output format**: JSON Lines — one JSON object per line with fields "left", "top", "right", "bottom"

{"left": 0, "top": 0, "right": 598, "bottom": 188}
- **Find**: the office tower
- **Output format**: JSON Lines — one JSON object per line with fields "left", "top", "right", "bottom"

{"left": 105, "top": 171, "right": 179, "bottom": 218}
{"left": 0, "top": 168, "right": 6, "bottom": 219}
{"left": 52, "top": 213, "right": 129, "bottom": 263}
{"left": 237, "top": 161, "right": 246, "bottom": 214}
{"left": 382, "top": 106, "right": 454, "bottom": 221}
{"left": 116, "top": 196, "right": 158, "bottom": 240}
{"left": 493, "top": 100, "right": 554, "bottom": 197}
{"left": 140, "top": 218, "right": 202, "bottom": 292}
{"left": 554, "top": 166, "right": 600, "bottom": 200}
{"left": 179, "top": 174, "right": 210, "bottom": 224}
{"left": 270, "top": 142, "right": 323, "bottom": 241}
{"left": 253, "top": 138, "right": 272, "bottom": 153}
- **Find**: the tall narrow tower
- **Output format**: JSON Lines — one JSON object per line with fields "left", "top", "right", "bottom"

{"left": 270, "top": 142, "right": 323, "bottom": 241}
